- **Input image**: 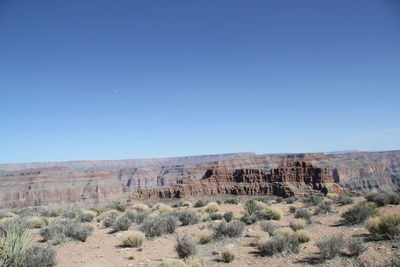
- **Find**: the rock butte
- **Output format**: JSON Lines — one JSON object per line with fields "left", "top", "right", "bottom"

{"left": 0, "top": 151, "right": 399, "bottom": 208}
{"left": 131, "top": 161, "right": 346, "bottom": 199}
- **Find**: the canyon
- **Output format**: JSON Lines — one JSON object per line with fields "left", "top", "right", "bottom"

{"left": 0, "top": 151, "right": 399, "bottom": 208}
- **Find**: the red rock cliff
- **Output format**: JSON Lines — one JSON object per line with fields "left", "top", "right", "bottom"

{"left": 131, "top": 161, "right": 345, "bottom": 199}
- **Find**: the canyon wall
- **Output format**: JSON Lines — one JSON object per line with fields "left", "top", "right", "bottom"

{"left": 0, "top": 151, "right": 399, "bottom": 208}
{"left": 132, "top": 161, "right": 346, "bottom": 199}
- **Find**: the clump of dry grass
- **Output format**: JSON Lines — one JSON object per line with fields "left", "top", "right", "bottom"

{"left": 203, "top": 202, "right": 219, "bottom": 213}
{"left": 273, "top": 227, "right": 294, "bottom": 237}
{"left": 289, "top": 219, "right": 306, "bottom": 231}
{"left": 131, "top": 203, "right": 150, "bottom": 212}
{"left": 154, "top": 203, "right": 173, "bottom": 214}
{"left": 294, "top": 230, "right": 310, "bottom": 243}
{"left": 29, "top": 216, "right": 45, "bottom": 228}
{"left": 120, "top": 230, "right": 145, "bottom": 248}
{"left": 221, "top": 245, "right": 235, "bottom": 263}
{"left": 197, "top": 229, "right": 214, "bottom": 244}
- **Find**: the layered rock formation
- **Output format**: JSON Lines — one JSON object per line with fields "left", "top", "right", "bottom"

{"left": 132, "top": 161, "right": 346, "bottom": 199}
{"left": 0, "top": 151, "right": 399, "bottom": 208}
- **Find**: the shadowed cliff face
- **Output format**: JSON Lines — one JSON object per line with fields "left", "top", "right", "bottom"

{"left": 0, "top": 151, "right": 399, "bottom": 208}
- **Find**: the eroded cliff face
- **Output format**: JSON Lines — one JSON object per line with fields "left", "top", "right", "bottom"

{"left": 0, "top": 151, "right": 399, "bottom": 208}
{"left": 131, "top": 161, "right": 346, "bottom": 199}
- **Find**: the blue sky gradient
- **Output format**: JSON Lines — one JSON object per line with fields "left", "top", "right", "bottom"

{"left": 1, "top": 0, "right": 399, "bottom": 163}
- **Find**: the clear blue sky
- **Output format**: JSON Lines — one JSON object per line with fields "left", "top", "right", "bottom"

{"left": 1, "top": 0, "right": 399, "bottom": 164}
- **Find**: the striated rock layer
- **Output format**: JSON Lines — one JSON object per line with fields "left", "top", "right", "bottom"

{"left": 132, "top": 161, "right": 346, "bottom": 199}
{"left": 0, "top": 151, "right": 399, "bottom": 208}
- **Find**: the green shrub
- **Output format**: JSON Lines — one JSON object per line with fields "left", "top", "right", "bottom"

{"left": 112, "top": 215, "right": 132, "bottom": 231}
{"left": 366, "top": 215, "right": 400, "bottom": 240}
{"left": 175, "top": 233, "right": 197, "bottom": 258}
{"left": 210, "top": 213, "right": 223, "bottom": 220}
{"left": 177, "top": 211, "right": 199, "bottom": 226}
{"left": 341, "top": 203, "right": 378, "bottom": 225}
{"left": 78, "top": 211, "right": 95, "bottom": 223}
{"left": 335, "top": 195, "right": 354, "bottom": 206}
{"left": 22, "top": 244, "right": 56, "bottom": 267}
{"left": 0, "top": 223, "right": 32, "bottom": 266}
{"left": 140, "top": 214, "right": 177, "bottom": 237}
{"left": 294, "top": 208, "right": 312, "bottom": 223}
{"left": 316, "top": 234, "right": 345, "bottom": 260}
{"left": 244, "top": 200, "right": 263, "bottom": 214}
{"left": 193, "top": 200, "right": 208, "bottom": 208}
{"left": 221, "top": 245, "right": 235, "bottom": 263}
{"left": 211, "top": 220, "right": 244, "bottom": 239}
{"left": 346, "top": 238, "right": 366, "bottom": 257}
{"left": 275, "top": 197, "right": 283, "bottom": 203}
{"left": 223, "top": 211, "right": 234, "bottom": 222}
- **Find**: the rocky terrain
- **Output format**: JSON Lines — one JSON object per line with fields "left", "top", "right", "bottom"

{"left": 0, "top": 151, "right": 399, "bottom": 208}
{"left": 132, "top": 161, "right": 345, "bottom": 199}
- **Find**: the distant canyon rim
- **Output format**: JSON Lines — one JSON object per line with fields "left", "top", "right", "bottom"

{"left": 0, "top": 151, "right": 399, "bottom": 208}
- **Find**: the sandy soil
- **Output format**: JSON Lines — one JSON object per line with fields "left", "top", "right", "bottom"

{"left": 33, "top": 197, "right": 400, "bottom": 267}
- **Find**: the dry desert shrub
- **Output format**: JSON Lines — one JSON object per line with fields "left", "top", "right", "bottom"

{"left": 40, "top": 208, "right": 59, "bottom": 218}
{"left": 223, "top": 211, "right": 234, "bottom": 222}
{"left": 177, "top": 210, "right": 200, "bottom": 226}
{"left": 365, "top": 215, "right": 400, "bottom": 240}
{"left": 22, "top": 244, "right": 56, "bottom": 267}
{"left": 184, "top": 256, "right": 204, "bottom": 267}
{"left": 78, "top": 210, "right": 96, "bottom": 222}
{"left": 211, "top": 220, "right": 245, "bottom": 239}
{"left": 200, "top": 213, "right": 210, "bottom": 222}
{"left": 182, "top": 201, "right": 192, "bottom": 207}
{"left": 102, "top": 214, "right": 116, "bottom": 228}
{"left": 285, "top": 197, "right": 297, "bottom": 204}
{"left": 335, "top": 194, "right": 354, "bottom": 206}
{"left": 209, "top": 213, "right": 223, "bottom": 220}
{"left": 197, "top": 229, "right": 214, "bottom": 244}
{"left": 257, "top": 234, "right": 300, "bottom": 256}
{"left": 193, "top": 200, "right": 208, "bottom": 208}
{"left": 260, "top": 221, "right": 280, "bottom": 235}
{"left": 140, "top": 214, "right": 177, "bottom": 237}
{"left": 175, "top": 233, "right": 197, "bottom": 258}
{"left": 326, "top": 193, "right": 338, "bottom": 200}
{"left": 221, "top": 245, "right": 235, "bottom": 263}
{"left": 316, "top": 234, "right": 345, "bottom": 260}
{"left": 342, "top": 202, "right": 378, "bottom": 225}
{"left": 346, "top": 238, "right": 366, "bottom": 256}
{"left": 155, "top": 203, "right": 173, "bottom": 214}
{"left": 365, "top": 192, "right": 400, "bottom": 206}
{"left": 132, "top": 203, "right": 150, "bottom": 212}
{"left": 224, "top": 198, "right": 240, "bottom": 204}
{"left": 289, "top": 219, "right": 307, "bottom": 231}
{"left": 315, "top": 202, "right": 332, "bottom": 215}
{"left": 120, "top": 230, "right": 145, "bottom": 248}
{"left": 61, "top": 209, "right": 76, "bottom": 219}
{"left": 273, "top": 227, "right": 294, "bottom": 237}
{"left": 29, "top": 216, "right": 45, "bottom": 228}
{"left": 203, "top": 202, "right": 219, "bottom": 213}
{"left": 294, "top": 208, "right": 312, "bottom": 223}
{"left": 112, "top": 215, "right": 132, "bottom": 231}
{"left": 293, "top": 230, "right": 310, "bottom": 243}
{"left": 302, "top": 193, "right": 324, "bottom": 206}
{"left": 107, "top": 201, "right": 126, "bottom": 212}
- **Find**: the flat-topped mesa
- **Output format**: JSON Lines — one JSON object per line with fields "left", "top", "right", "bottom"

{"left": 131, "top": 161, "right": 344, "bottom": 199}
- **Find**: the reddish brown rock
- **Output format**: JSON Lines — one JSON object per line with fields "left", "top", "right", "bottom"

{"left": 131, "top": 161, "right": 346, "bottom": 199}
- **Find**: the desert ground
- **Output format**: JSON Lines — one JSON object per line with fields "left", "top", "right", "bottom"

{"left": 1, "top": 193, "right": 399, "bottom": 267}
